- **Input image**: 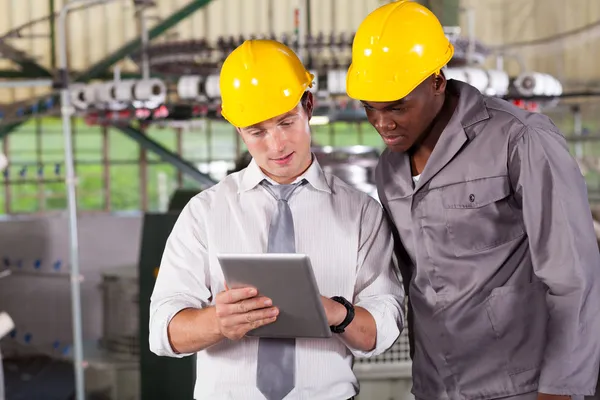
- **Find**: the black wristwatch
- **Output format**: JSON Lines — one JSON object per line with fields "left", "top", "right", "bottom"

{"left": 330, "top": 296, "right": 355, "bottom": 334}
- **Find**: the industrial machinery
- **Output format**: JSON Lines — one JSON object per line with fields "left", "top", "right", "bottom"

{"left": 314, "top": 145, "right": 379, "bottom": 200}
{"left": 0, "top": 27, "right": 566, "bottom": 129}
{"left": 138, "top": 190, "right": 200, "bottom": 400}
{"left": 228, "top": 145, "right": 380, "bottom": 201}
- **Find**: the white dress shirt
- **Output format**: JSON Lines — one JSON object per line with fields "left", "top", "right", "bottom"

{"left": 149, "top": 157, "right": 405, "bottom": 400}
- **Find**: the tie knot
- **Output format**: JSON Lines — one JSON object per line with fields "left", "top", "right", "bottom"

{"left": 261, "top": 179, "right": 306, "bottom": 201}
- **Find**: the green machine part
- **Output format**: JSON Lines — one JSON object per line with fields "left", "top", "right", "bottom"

{"left": 138, "top": 212, "right": 196, "bottom": 400}
{"left": 138, "top": 189, "right": 203, "bottom": 399}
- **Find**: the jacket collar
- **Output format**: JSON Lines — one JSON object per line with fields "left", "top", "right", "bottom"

{"left": 381, "top": 80, "right": 491, "bottom": 199}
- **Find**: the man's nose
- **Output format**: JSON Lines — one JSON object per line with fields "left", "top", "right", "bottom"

{"left": 269, "top": 129, "right": 286, "bottom": 152}
{"left": 374, "top": 113, "right": 397, "bottom": 132}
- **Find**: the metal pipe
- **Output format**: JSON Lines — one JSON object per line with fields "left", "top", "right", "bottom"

{"left": 466, "top": 7, "right": 475, "bottom": 65}
{"left": 0, "top": 79, "right": 53, "bottom": 88}
{"left": 139, "top": 4, "right": 150, "bottom": 80}
{"left": 58, "top": 3, "right": 121, "bottom": 399}
{"left": 102, "top": 126, "right": 110, "bottom": 211}
{"left": 139, "top": 127, "right": 148, "bottom": 210}
{"left": 36, "top": 116, "right": 45, "bottom": 211}
{"left": 495, "top": 54, "right": 504, "bottom": 71}
{"left": 268, "top": 0, "right": 274, "bottom": 34}
{"left": 306, "top": 0, "right": 312, "bottom": 67}
{"left": 50, "top": 0, "right": 57, "bottom": 69}
{"left": 2, "top": 136, "right": 12, "bottom": 215}
{"left": 573, "top": 105, "right": 583, "bottom": 158}
{"left": 176, "top": 127, "right": 183, "bottom": 187}
{"left": 491, "top": 50, "right": 526, "bottom": 75}
{"left": 296, "top": 0, "right": 306, "bottom": 63}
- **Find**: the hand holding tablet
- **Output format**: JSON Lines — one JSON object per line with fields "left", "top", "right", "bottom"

{"left": 213, "top": 285, "right": 280, "bottom": 341}
{"left": 217, "top": 253, "right": 332, "bottom": 339}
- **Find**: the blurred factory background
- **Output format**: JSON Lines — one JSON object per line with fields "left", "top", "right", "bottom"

{"left": 0, "top": 0, "right": 599, "bottom": 399}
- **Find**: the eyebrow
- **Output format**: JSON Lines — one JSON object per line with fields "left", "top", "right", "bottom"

{"left": 362, "top": 98, "right": 408, "bottom": 110}
{"left": 275, "top": 111, "right": 299, "bottom": 122}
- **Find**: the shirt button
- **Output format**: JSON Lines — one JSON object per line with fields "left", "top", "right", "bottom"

{"left": 469, "top": 194, "right": 475, "bottom": 202}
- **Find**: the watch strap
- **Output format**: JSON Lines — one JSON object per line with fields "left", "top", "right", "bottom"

{"left": 330, "top": 296, "right": 355, "bottom": 334}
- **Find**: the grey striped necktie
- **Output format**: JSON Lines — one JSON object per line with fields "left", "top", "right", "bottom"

{"left": 256, "top": 179, "right": 306, "bottom": 400}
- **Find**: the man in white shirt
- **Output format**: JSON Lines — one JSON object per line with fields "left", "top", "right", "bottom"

{"left": 149, "top": 39, "right": 405, "bottom": 400}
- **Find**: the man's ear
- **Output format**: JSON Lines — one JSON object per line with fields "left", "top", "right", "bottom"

{"left": 433, "top": 73, "right": 447, "bottom": 95}
{"left": 304, "top": 91, "right": 314, "bottom": 120}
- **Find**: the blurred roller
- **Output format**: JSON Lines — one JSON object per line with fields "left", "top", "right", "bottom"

{"left": 462, "top": 67, "right": 489, "bottom": 93}
{"left": 514, "top": 72, "right": 544, "bottom": 96}
{"left": 176, "top": 75, "right": 222, "bottom": 100}
{"left": 114, "top": 80, "right": 137, "bottom": 102}
{"left": 133, "top": 78, "right": 167, "bottom": 108}
{"left": 514, "top": 72, "right": 562, "bottom": 97}
{"left": 70, "top": 83, "right": 89, "bottom": 110}
{"left": 443, "top": 67, "right": 468, "bottom": 84}
{"left": 134, "top": 78, "right": 167, "bottom": 102}
{"left": 485, "top": 69, "right": 509, "bottom": 96}
{"left": 96, "top": 81, "right": 118, "bottom": 103}
{"left": 204, "top": 75, "right": 221, "bottom": 99}
{"left": 177, "top": 75, "right": 203, "bottom": 100}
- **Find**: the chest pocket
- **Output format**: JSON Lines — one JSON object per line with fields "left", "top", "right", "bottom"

{"left": 441, "top": 176, "right": 525, "bottom": 257}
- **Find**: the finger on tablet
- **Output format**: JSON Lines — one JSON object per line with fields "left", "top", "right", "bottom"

{"left": 218, "top": 287, "right": 258, "bottom": 304}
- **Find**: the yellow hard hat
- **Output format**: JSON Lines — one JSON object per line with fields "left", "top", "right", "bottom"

{"left": 346, "top": 0, "right": 454, "bottom": 102}
{"left": 219, "top": 40, "right": 314, "bottom": 128}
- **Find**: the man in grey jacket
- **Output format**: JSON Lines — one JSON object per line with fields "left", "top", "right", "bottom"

{"left": 346, "top": 2, "right": 600, "bottom": 400}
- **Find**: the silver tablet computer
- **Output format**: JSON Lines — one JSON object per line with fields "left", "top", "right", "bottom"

{"left": 217, "top": 253, "right": 332, "bottom": 339}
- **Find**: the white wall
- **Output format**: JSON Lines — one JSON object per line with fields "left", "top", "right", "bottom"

{"left": 0, "top": 213, "right": 143, "bottom": 356}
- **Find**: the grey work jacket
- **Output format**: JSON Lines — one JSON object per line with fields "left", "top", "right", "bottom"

{"left": 376, "top": 80, "right": 600, "bottom": 400}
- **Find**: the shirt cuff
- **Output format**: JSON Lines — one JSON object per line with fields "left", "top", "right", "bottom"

{"left": 343, "top": 297, "right": 402, "bottom": 358}
{"left": 149, "top": 298, "right": 200, "bottom": 358}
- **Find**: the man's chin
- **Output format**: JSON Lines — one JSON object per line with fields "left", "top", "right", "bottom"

{"left": 386, "top": 143, "right": 411, "bottom": 153}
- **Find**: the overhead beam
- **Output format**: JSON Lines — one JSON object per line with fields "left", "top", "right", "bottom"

{"left": 0, "top": 121, "right": 26, "bottom": 141}
{"left": 115, "top": 124, "right": 217, "bottom": 188}
{"left": 0, "top": 69, "right": 43, "bottom": 78}
{"left": 0, "top": 41, "right": 52, "bottom": 77}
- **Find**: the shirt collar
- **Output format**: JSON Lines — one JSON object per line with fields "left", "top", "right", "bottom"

{"left": 238, "top": 154, "right": 332, "bottom": 194}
